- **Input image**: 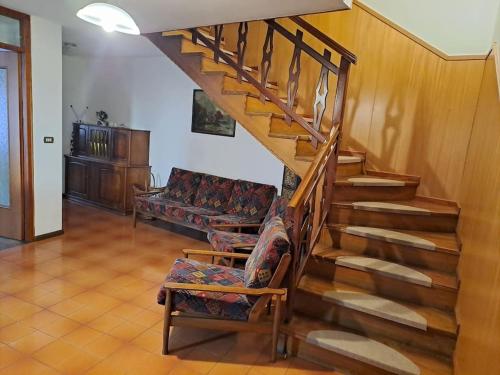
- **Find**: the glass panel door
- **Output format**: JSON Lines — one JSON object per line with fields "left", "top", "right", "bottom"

{"left": 0, "top": 68, "right": 8, "bottom": 207}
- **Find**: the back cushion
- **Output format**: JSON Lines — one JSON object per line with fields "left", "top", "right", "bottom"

{"left": 245, "top": 216, "right": 290, "bottom": 289}
{"left": 227, "top": 180, "right": 277, "bottom": 219}
{"left": 163, "top": 168, "right": 202, "bottom": 204}
{"left": 193, "top": 174, "right": 235, "bottom": 212}
{"left": 258, "top": 196, "right": 290, "bottom": 234}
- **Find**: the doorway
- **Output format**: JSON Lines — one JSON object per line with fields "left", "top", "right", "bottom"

{"left": 0, "top": 6, "right": 33, "bottom": 241}
{"left": 0, "top": 51, "right": 22, "bottom": 240}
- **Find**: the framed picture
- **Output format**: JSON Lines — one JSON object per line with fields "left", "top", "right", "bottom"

{"left": 191, "top": 89, "right": 236, "bottom": 137}
{"left": 281, "top": 166, "right": 302, "bottom": 200}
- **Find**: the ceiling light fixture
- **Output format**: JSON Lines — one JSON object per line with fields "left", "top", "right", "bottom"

{"left": 76, "top": 3, "right": 140, "bottom": 35}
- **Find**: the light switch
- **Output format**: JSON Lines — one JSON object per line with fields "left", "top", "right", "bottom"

{"left": 44, "top": 137, "right": 54, "bottom": 144}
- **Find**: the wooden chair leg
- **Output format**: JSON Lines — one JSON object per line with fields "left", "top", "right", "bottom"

{"left": 271, "top": 295, "right": 282, "bottom": 362}
{"left": 163, "top": 290, "right": 173, "bottom": 355}
{"left": 133, "top": 207, "right": 137, "bottom": 228}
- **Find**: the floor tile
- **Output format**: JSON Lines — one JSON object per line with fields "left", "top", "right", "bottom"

{"left": 0, "top": 202, "right": 344, "bottom": 375}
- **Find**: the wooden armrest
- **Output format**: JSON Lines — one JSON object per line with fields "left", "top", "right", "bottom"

{"left": 134, "top": 187, "right": 166, "bottom": 197}
{"left": 164, "top": 282, "right": 287, "bottom": 296}
{"left": 182, "top": 249, "right": 250, "bottom": 259}
{"left": 211, "top": 223, "right": 261, "bottom": 230}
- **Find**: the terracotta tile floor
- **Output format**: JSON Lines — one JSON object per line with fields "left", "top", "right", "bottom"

{"left": 0, "top": 202, "right": 340, "bottom": 375}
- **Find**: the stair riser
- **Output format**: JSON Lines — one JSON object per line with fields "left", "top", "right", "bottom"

{"left": 269, "top": 117, "right": 309, "bottom": 139}
{"left": 330, "top": 230, "right": 459, "bottom": 273}
{"left": 246, "top": 96, "right": 290, "bottom": 115}
{"left": 295, "top": 290, "right": 456, "bottom": 357}
{"left": 290, "top": 337, "right": 394, "bottom": 375}
{"left": 181, "top": 39, "right": 232, "bottom": 60}
{"left": 329, "top": 206, "right": 458, "bottom": 232}
{"left": 337, "top": 162, "right": 364, "bottom": 177}
{"left": 295, "top": 139, "right": 315, "bottom": 157}
{"left": 333, "top": 185, "right": 418, "bottom": 201}
{"left": 306, "top": 261, "right": 457, "bottom": 311}
{"left": 223, "top": 76, "right": 278, "bottom": 97}
{"left": 201, "top": 58, "right": 255, "bottom": 80}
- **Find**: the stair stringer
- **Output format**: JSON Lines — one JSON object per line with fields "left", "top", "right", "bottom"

{"left": 145, "top": 32, "right": 311, "bottom": 177}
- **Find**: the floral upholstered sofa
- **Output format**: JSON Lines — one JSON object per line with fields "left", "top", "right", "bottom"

{"left": 133, "top": 167, "right": 277, "bottom": 232}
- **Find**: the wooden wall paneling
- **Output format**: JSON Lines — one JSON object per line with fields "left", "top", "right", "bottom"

{"left": 280, "top": 4, "right": 484, "bottom": 200}
{"left": 455, "top": 56, "right": 500, "bottom": 375}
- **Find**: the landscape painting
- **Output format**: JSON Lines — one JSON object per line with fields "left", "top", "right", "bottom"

{"left": 191, "top": 90, "right": 236, "bottom": 137}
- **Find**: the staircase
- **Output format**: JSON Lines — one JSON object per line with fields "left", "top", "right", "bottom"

{"left": 286, "top": 153, "right": 458, "bottom": 375}
{"left": 145, "top": 17, "right": 459, "bottom": 375}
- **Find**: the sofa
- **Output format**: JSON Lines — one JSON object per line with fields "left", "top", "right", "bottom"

{"left": 133, "top": 167, "right": 277, "bottom": 232}
{"left": 207, "top": 195, "right": 291, "bottom": 253}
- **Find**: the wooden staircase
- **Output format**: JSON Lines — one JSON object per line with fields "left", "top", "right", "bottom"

{"left": 145, "top": 19, "right": 460, "bottom": 375}
{"left": 286, "top": 154, "right": 459, "bottom": 375}
{"left": 145, "top": 23, "right": 348, "bottom": 177}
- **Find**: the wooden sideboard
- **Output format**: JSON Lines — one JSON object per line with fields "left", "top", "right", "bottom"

{"left": 65, "top": 123, "right": 151, "bottom": 215}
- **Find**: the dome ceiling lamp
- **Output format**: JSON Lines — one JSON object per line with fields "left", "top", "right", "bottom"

{"left": 76, "top": 3, "right": 140, "bottom": 35}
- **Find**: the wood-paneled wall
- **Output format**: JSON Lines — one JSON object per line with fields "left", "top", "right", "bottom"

{"left": 454, "top": 56, "right": 500, "bottom": 375}
{"left": 225, "top": 3, "right": 486, "bottom": 200}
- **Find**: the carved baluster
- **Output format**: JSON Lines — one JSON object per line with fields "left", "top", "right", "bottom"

{"left": 286, "top": 30, "right": 303, "bottom": 124}
{"left": 311, "top": 49, "right": 331, "bottom": 149}
{"left": 213, "top": 25, "right": 224, "bottom": 63}
{"left": 260, "top": 24, "right": 274, "bottom": 102}
{"left": 236, "top": 22, "right": 249, "bottom": 83}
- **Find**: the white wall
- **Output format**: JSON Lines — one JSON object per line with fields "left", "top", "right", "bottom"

{"left": 360, "top": 0, "right": 500, "bottom": 56}
{"left": 62, "top": 54, "right": 284, "bottom": 192}
{"left": 31, "top": 16, "right": 62, "bottom": 237}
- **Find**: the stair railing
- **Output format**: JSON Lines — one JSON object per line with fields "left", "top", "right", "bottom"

{"left": 190, "top": 16, "right": 355, "bottom": 319}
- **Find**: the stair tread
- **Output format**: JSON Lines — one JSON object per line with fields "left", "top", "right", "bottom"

{"left": 332, "top": 198, "right": 459, "bottom": 216}
{"left": 338, "top": 155, "right": 364, "bottom": 164}
{"left": 312, "top": 248, "right": 458, "bottom": 290}
{"left": 299, "top": 274, "right": 458, "bottom": 335}
{"left": 336, "top": 174, "right": 419, "bottom": 187}
{"left": 287, "top": 314, "right": 453, "bottom": 375}
{"left": 330, "top": 224, "right": 460, "bottom": 254}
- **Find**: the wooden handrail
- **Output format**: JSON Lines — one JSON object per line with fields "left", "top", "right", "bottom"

{"left": 265, "top": 19, "right": 340, "bottom": 75}
{"left": 191, "top": 28, "right": 327, "bottom": 145}
{"left": 290, "top": 16, "right": 357, "bottom": 64}
{"left": 289, "top": 127, "right": 339, "bottom": 209}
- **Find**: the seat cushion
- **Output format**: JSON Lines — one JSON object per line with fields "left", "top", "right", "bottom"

{"left": 227, "top": 180, "right": 277, "bottom": 219}
{"left": 167, "top": 206, "right": 220, "bottom": 227}
{"left": 245, "top": 217, "right": 290, "bottom": 289}
{"left": 163, "top": 168, "right": 202, "bottom": 204}
{"left": 158, "top": 258, "right": 253, "bottom": 321}
{"left": 193, "top": 174, "right": 235, "bottom": 213}
{"left": 258, "top": 196, "right": 291, "bottom": 234}
{"left": 202, "top": 214, "right": 260, "bottom": 228}
{"left": 135, "top": 196, "right": 188, "bottom": 217}
{"left": 207, "top": 229, "right": 259, "bottom": 253}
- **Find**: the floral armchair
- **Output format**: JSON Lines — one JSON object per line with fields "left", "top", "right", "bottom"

{"left": 157, "top": 216, "right": 291, "bottom": 362}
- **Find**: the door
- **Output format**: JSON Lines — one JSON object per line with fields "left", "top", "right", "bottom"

{"left": 0, "top": 51, "right": 22, "bottom": 240}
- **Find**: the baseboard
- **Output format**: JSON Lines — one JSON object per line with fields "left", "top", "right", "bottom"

{"left": 34, "top": 230, "right": 64, "bottom": 241}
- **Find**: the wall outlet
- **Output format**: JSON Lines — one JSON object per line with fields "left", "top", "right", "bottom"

{"left": 44, "top": 137, "right": 54, "bottom": 144}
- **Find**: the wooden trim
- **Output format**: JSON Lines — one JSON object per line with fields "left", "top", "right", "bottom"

{"left": 34, "top": 230, "right": 64, "bottom": 241}
{"left": 491, "top": 43, "right": 500, "bottom": 99}
{"left": 354, "top": 0, "right": 488, "bottom": 61}
{"left": 22, "top": 16, "right": 34, "bottom": 241}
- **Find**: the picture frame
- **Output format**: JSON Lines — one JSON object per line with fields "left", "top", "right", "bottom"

{"left": 191, "top": 89, "right": 236, "bottom": 137}
{"left": 281, "top": 166, "right": 302, "bottom": 200}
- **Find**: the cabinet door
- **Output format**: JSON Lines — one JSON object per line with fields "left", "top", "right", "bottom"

{"left": 77, "top": 125, "right": 88, "bottom": 155}
{"left": 111, "top": 129, "right": 130, "bottom": 163}
{"left": 93, "top": 165, "right": 125, "bottom": 210}
{"left": 66, "top": 160, "right": 89, "bottom": 199}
